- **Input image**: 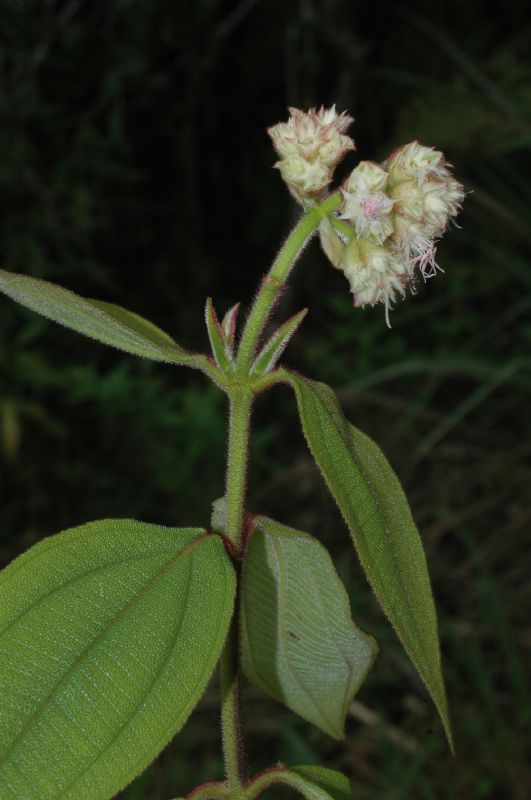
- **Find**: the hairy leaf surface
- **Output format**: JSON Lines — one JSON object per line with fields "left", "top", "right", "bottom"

{"left": 205, "top": 297, "right": 233, "bottom": 372}
{"left": 0, "top": 519, "right": 235, "bottom": 799}
{"left": 284, "top": 372, "right": 452, "bottom": 747}
{"left": 0, "top": 269, "right": 206, "bottom": 367}
{"left": 251, "top": 308, "right": 307, "bottom": 375}
{"left": 240, "top": 516, "right": 377, "bottom": 739}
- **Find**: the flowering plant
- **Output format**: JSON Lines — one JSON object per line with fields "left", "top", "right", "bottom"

{"left": 0, "top": 105, "right": 463, "bottom": 800}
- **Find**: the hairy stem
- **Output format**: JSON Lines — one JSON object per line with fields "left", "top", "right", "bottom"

{"left": 219, "top": 193, "right": 341, "bottom": 798}
{"left": 220, "top": 620, "right": 246, "bottom": 796}
{"left": 224, "top": 389, "right": 253, "bottom": 551}
{"left": 236, "top": 193, "right": 341, "bottom": 373}
{"left": 220, "top": 388, "right": 253, "bottom": 796}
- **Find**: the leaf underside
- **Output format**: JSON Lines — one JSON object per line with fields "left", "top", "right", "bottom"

{"left": 240, "top": 516, "right": 377, "bottom": 740}
{"left": 0, "top": 519, "right": 236, "bottom": 800}
{"left": 284, "top": 371, "right": 453, "bottom": 749}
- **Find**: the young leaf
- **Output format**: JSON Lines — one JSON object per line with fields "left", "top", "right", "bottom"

{"left": 289, "top": 766, "right": 352, "bottom": 800}
{"left": 250, "top": 308, "right": 307, "bottom": 375}
{"left": 245, "top": 765, "right": 352, "bottom": 800}
{"left": 0, "top": 269, "right": 207, "bottom": 368}
{"left": 240, "top": 516, "right": 377, "bottom": 740}
{"left": 283, "top": 371, "right": 453, "bottom": 749}
{"left": 221, "top": 302, "right": 240, "bottom": 352}
{"left": 0, "top": 519, "right": 236, "bottom": 800}
{"left": 205, "top": 297, "right": 233, "bottom": 372}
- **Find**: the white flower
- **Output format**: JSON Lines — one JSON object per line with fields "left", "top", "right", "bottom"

{"left": 321, "top": 135, "right": 463, "bottom": 322}
{"left": 340, "top": 161, "right": 395, "bottom": 243}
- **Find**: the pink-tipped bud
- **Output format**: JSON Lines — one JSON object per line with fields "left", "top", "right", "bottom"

{"left": 268, "top": 106, "right": 355, "bottom": 203}
{"left": 384, "top": 141, "right": 451, "bottom": 186}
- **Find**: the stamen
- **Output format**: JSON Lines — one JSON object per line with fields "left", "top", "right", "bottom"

{"left": 411, "top": 239, "right": 443, "bottom": 281}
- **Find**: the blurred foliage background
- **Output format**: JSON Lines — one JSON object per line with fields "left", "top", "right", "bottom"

{"left": 1, "top": 0, "right": 530, "bottom": 798}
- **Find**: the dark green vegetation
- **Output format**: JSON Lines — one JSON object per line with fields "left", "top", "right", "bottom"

{"left": 1, "top": 1, "right": 530, "bottom": 798}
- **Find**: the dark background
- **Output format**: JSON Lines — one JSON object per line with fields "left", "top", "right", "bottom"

{"left": 1, "top": 1, "right": 530, "bottom": 798}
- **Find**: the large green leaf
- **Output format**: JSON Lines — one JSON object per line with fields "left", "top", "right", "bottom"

{"left": 0, "top": 269, "right": 207, "bottom": 367}
{"left": 240, "top": 516, "right": 377, "bottom": 740}
{"left": 283, "top": 372, "right": 452, "bottom": 748}
{"left": 0, "top": 519, "right": 236, "bottom": 799}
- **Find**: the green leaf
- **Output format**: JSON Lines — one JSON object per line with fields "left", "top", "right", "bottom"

{"left": 0, "top": 269, "right": 206, "bottom": 367}
{"left": 205, "top": 297, "right": 233, "bottom": 372}
{"left": 244, "top": 764, "right": 352, "bottom": 800}
{"left": 289, "top": 766, "right": 352, "bottom": 800}
{"left": 0, "top": 519, "right": 236, "bottom": 799}
{"left": 251, "top": 308, "right": 307, "bottom": 376}
{"left": 221, "top": 302, "right": 240, "bottom": 352}
{"left": 240, "top": 516, "right": 377, "bottom": 740}
{"left": 284, "top": 372, "right": 453, "bottom": 749}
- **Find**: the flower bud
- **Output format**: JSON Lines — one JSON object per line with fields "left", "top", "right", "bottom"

{"left": 277, "top": 155, "right": 331, "bottom": 199}
{"left": 421, "top": 176, "right": 464, "bottom": 231}
{"left": 388, "top": 170, "right": 464, "bottom": 279}
{"left": 268, "top": 106, "right": 355, "bottom": 203}
{"left": 384, "top": 141, "right": 450, "bottom": 186}
{"left": 341, "top": 237, "right": 409, "bottom": 325}
{"left": 344, "top": 160, "right": 388, "bottom": 193}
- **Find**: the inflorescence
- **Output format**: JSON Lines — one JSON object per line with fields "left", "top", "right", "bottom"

{"left": 269, "top": 106, "right": 464, "bottom": 326}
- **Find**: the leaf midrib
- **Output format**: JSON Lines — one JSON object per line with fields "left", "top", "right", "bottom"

{"left": 272, "top": 535, "right": 339, "bottom": 736}
{"left": 303, "top": 383, "right": 423, "bottom": 646}
{"left": 0, "top": 550, "right": 173, "bottom": 640}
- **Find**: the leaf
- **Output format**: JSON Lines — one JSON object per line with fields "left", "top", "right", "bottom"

{"left": 244, "top": 764, "right": 351, "bottom": 800}
{"left": 240, "top": 516, "right": 377, "bottom": 740}
{"left": 289, "top": 766, "right": 352, "bottom": 800}
{"left": 284, "top": 372, "right": 452, "bottom": 748}
{"left": 251, "top": 309, "right": 307, "bottom": 375}
{"left": 0, "top": 269, "right": 206, "bottom": 367}
{"left": 205, "top": 297, "right": 233, "bottom": 372}
{"left": 0, "top": 519, "right": 236, "bottom": 799}
{"left": 221, "top": 302, "right": 240, "bottom": 352}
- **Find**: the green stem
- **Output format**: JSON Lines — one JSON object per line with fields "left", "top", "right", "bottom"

{"left": 235, "top": 193, "right": 341, "bottom": 373}
{"left": 241, "top": 767, "right": 311, "bottom": 800}
{"left": 218, "top": 192, "right": 341, "bottom": 799}
{"left": 220, "top": 389, "right": 253, "bottom": 797}
{"left": 220, "top": 621, "right": 246, "bottom": 797}
{"left": 224, "top": 389, "right": 253, "bottom": 551}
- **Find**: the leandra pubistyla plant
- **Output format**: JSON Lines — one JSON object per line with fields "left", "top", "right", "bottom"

{"left": 0, "top": 105, "right": 464, "bottom": 800}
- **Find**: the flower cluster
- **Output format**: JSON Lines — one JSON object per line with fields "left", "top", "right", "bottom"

{"left": 268, "top": 106, "right": 355, "bottom": 203}
{"left": 270, "top": 108, "right": 464, "bottom": 325}
{"left": 333, "top": 142, "right": 464, "bottom": 323}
